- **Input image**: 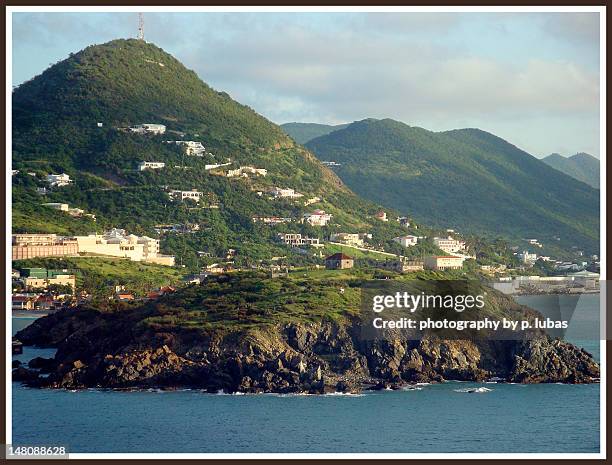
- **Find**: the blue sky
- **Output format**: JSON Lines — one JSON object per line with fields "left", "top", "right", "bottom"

{"left": 11, "top": 11, "right": 601, "bottom": 158}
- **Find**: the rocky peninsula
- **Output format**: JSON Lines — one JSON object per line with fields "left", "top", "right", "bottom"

{"left": 13, "top": 273, "right": 600, "bottom": 393}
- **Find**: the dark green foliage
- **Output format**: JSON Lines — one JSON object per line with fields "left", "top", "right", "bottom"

{"left": 306, "top": 119, "right": 600, "bottom": 254}
{"left": 12, "top": 40, "right": 434, "bottom": 270}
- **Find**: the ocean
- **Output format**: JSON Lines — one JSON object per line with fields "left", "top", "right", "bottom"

{"left": 11, "top": 294, "right": 601, "bottom": 454}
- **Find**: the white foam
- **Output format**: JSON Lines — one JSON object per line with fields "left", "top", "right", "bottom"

{"left": 453, "top": 387, "right": 493, "bottom": 393}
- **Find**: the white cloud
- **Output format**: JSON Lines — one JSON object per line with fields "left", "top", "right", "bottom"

{"left": 12, "top": 11, "right": 602, "bottom": 156}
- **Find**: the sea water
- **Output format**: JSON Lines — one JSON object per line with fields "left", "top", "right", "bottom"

{"left": 11, "top": 294, "right": 601, "bottom": 453}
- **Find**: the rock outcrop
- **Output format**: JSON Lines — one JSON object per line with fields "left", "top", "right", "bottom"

{"left": 14, "top": 307, "right": 599, "bottom": 392}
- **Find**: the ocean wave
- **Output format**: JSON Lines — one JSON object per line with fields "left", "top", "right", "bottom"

{"left": 453, "top": 387, "right": 493, "bottom": 393}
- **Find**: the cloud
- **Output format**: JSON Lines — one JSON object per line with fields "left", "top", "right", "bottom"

{"left": 543, "top": 12, "right": 600, "bottom": 47}
{"left": 11, "top": 11, "right": 601, "bottom": 156}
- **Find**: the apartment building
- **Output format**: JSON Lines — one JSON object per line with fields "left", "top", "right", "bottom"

{"left": 424, "top": 255, "right": 465, "bottom": 270}
{"left": 12, "top": 234, "right": 79, "bottom": 260}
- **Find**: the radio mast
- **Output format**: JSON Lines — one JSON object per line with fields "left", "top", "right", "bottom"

{"left": 137, "top": 13, "right": 145, "bottom": 41}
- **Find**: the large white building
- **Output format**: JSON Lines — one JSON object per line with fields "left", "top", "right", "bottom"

{"left": 168, "top": 189, "right": 204, "bottom": 202}
{"left": 277, "top": 233, "right": 321, "bottom": 247}
{"left": 205, "top": 162, "right": 232, "bottom": 170}
{"left": 393, "top": 235, "right": 419, "bottom": 247}
{"left": 433, "top": 236, "right": 466, "bottom": 254}
{"left": 269, "top": 187, "right": 304, "bottom": 199}
{"left": 74, "top": 229, "right": 175, "bottom": 266}
{"left": 138, "top": 161, "right": 166, "bottom": 171}
{"left": 130, "top": 124, "right": 166, "bottom": 135}
{"left": 424, "top": 255, "right": 465, "bottom": 270}
{"left": 46, "top": 173, "right": 73, "bottom": 187}
{"left": 330, "top": 233, "right": 364, "bottom": 247}
{"left": 42, "top": 202, "right": 69, "bottom": 211}
{"left": 303, "top": 210, "right": 332, "bottom": 226}
{"left": 166, "top": 140, "right": 207, "bottom": 156}
{"left": 330, "top": 233, "right": 363, "bottom": 247}
{"left": 227, "top": 166, "right": 267, "bottom": 178}
{"left": 518, "top": 250, "right": 538, "bottom": 265}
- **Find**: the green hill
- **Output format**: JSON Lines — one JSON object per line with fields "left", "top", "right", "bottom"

{"left": 305, "top": 118, "right": 599, "bottom": 254}
{"left": 12, "top": 40, "right": 442, "bottom": 269}
{"left": 542, "top": 152, "right": 599, "bottom": 189}
{"left": 281, "top": 122, "right": 350, "bottom": 144}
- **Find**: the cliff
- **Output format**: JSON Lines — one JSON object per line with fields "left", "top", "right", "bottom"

{"left": 14, "top": 274, "right": 599, "bottom": 392}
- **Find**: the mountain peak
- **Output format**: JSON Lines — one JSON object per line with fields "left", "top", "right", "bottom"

{"left": 13, "top": 39, "right": 291, "bottom": 162}
{"left": 542, "top": 152, "right": 599, "bottom": 188}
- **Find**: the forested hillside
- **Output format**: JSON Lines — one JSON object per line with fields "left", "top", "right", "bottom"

{"left": 306, "top": 119, "right": 599, "bottom": 254}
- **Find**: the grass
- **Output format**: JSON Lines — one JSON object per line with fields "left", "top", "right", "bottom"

{"left": 13, "top": 256, "right": 184, "bottom": 298}
{"left": 321, "top": 243, "right": 393, "bottom": 260}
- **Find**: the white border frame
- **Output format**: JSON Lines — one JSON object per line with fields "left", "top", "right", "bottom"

{"left": 5, "top": 5, "right": 607, "bottom": 460}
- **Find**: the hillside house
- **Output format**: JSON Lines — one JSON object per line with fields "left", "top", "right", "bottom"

{"left": 303, "top": 210, "right": 332, "bottom": 226}
{"left": 424, "top": 255, "right": 465, "bottom": 270}
{"left": 168, "top": 189, "right": 204, "bottom": 203}
{"left": 252, "top": 216, "right": 292, "bottom": 225}
{"left": 397, "top": 216, "right": 411, "bottom": 227}
{"left": 269, "top": 187, "right": 304, "bottom": 199}
{"left": 165, "top": 140, "right": 207, "bottom": 156}
{"left": 277, "top": 233, "right": 321, "bottom": 248}
{"left": 205, "top": 162, "right": 232, "bottom": 170}
{"left": 24, "top": 272, "right": 76, "bottom": 291}
{"left": 115, "top": 292, "right": 135, "bottom": 302}
{"left": 42, "top": 203, "right": 69, "bottom": 211}
{"left": 130, "top": 123, "right": 166, "bottom": 135}
{"left": 325, "top": 253, "right": 354, "bottom": 270}
{"left": 138, "top": 161, "right": 166, "bottom": 171}
{"left": 330, "top": 233, "right": 364, "bottom": 247}
{"left": 375, "top": 211, "right": 388, "bottom": 222}
{"left": 74, "top": 229, "right": 175, "bottom": 266}
{"left": 304, "top": 196, "right": 321, "bottom": 206}
{"left": 12, "top": 234, "right": 79, "bottom": 260}
{"left": 433, "top": 236, "right": 466, "bottom": 254}
{"left": 381, "top": 259, "right": 424, "bottom": 273}
{"left": 227, "top": 166, "right": 267, "bottom": 178}
{"left": 12, "top": 295, "right": 36, "bottom": 311}
{"left": 393, "top": 235, "right": 419, "bottom": 247}
{"left": 518, "top": 250, "right": 538, "bottom": 265}
{"left": 46, "top": 173, "right": 73, "bottom": 187}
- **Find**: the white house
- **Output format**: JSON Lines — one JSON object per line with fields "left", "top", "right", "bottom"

{"left": 375, "top": 211, "right": 388, "bottom": 221}
{"left": 330, "top": 233, "right": 364, "bottom": 247}
{"left": 166, "top": 140, "right": 207, "bottom": 156}
{"left": 227, "top": 166, "right": 267, "bottom": 178}
{"left": 46, "top": 173, "right": 73, "bottom": 187}
{"left": 168, "top": 189, "right": 204, "bottom": 202}
{"left": 518, "top": 250, "right": 538, "bottom": 265}
{"left": 277, "top": 233, "right": 321, "bottom": 248}
{"left": 130, "top": 124, "right": 166, "bottom": 135}
{"left": 424, "top": 255, "right": 465, "bottom": 270}
{"left": 42, "top": 203, "right": 69, "bottom": 211}
{"left": 303, "top": 210, "right": 332, "bottom": 226}
{"left": 74, "top": 228, "right": 174, "bottom": 266}
{"left": 269, "top": 187, "right": 304, "bottom": 199}
{"left": 205, "top": 162, "right": 232, "bottom": 170}
{"left": 393, "top": 235, "right": 419, "bottom": 247}
{"left": 138, "top": 161, "right": 166, "bottom": 171}
{"left": 433, "top": 236, "right": 466, "bottom": 254}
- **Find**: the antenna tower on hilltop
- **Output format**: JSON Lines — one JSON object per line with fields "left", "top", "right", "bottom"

{"left": 137, "top": 13, "right": 145, "bottom": 41}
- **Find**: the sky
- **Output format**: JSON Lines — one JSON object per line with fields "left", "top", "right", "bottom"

{"left": 11, "top": 11, "right": 602, "bottom": 158}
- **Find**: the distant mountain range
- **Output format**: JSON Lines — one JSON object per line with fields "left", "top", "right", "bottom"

{"left": 305, "top": 118, "right": 599, "bottom": 253}
{"left": 281, "top": 122, "right": 350, "bottom": 144}
{"left": 542, "top": 152, "right": 599, "bottom": 189}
